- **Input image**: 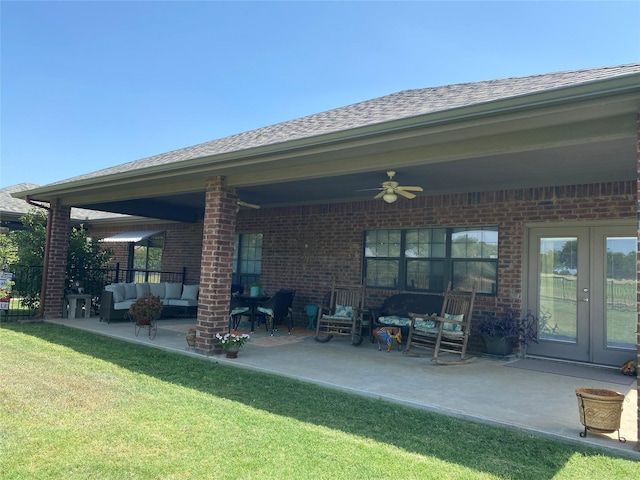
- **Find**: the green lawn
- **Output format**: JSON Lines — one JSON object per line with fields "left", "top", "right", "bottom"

{"left": 1, "top": 323, "right": 638, "bottom": 480}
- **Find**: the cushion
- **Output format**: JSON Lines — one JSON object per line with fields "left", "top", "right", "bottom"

{"left": 113, "top": 299, "right": 135, "bottom": 310}
{"left": 135, "top": 282, "right": 150, "bottom": 299}
{"left": 333, "top": 304, "right": 353, "bottom": 318}
{"left": 231, "top": 306, "right": 250, "bottom": 316}
{"left": 414, "top": 317, "right": 437, "bottom": 330}
{"left": 181, "top": 284, "right": 199, "bottom": 300}
{"left": 256, "top": 306, "right": 274, "bottom": 317}
{"left": 165, "top": 282, "right": 183, "bottom": 299}
{"left": 443, "top": 313, "right": 464, "bottom": 332}
{"left": 123, "top": 282, "right": 137, "bottom": 300}
{"left": 377, "top": 315, "right": 412, "bottom": 327}
{"left": 105, "top": 283, "right": 125, "bottom": 303}
{"left": 167, "top": 298, "right": 198, "bottom": 307}
{"left": 149, "top": 282, "right": 166, "bottom": 299}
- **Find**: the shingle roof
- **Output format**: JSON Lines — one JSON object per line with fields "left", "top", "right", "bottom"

{"left": 51, "top": 64, "right": 640, "bottom": 186}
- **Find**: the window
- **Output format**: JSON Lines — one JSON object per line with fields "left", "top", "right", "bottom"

{"left": 364, "top": 227, "right": 498, "bottom": 294}
{"left": 233, "top": 233, "right": 263, "bottom": 288}
{"left": 129, "top": 233, "right": 164, "bottom": 282}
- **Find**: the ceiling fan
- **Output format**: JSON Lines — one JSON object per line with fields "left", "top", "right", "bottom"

{"left": 237, "top": 200, "right": 260, "bottom": 209}
{"left": 364, "top": 171, "right": 424, "bottom": 203}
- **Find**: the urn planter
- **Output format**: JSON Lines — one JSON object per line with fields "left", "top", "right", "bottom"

{"left": 575, "top": 388, "right": 626, "bottom": 442}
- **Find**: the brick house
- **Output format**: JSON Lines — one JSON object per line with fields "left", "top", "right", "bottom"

{"left": 13, "top": 64, "right": 640, "bottom": 443}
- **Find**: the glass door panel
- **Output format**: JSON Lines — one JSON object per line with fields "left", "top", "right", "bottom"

{"left": 604, "top": 236, "right": 636, "bottom": 350}
{"left": 527, "top": 228, "right": 590, "bottom": 362}
{"left": 538, "top": 237, "right": 578, "bottom": 343}
{"left": 528, "top": 224, "right": 636, "bottom": 366}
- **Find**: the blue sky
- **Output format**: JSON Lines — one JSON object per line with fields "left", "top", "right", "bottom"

{"left": 2, "top": 1, "right": 639, "bottom": 188}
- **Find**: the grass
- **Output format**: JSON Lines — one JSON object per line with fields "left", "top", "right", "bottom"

{"left": 1, "top": 323, "right": 639, "bottom": 480}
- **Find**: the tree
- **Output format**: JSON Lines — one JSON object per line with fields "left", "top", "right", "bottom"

{"left": 8, "top": 208, "right": 114, "bottom": 309}
{"left": 0, "top": 233, "right": 19, "bottom": 271}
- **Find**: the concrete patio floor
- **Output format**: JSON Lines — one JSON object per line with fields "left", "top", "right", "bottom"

{"left": 46, "top": 314, "right": 639, "bottom": 458}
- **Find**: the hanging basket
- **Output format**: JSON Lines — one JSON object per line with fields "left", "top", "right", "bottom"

{"left": 575, "top": 388, "right": 626, "bottom": 442}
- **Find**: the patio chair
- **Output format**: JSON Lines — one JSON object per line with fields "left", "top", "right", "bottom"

{"left": 256, "top": 289, "right": 296, "bottom": 335}
{"left": 314, "top": 279, "right": 365, "bottom": 346}
{"left": 229, "top": 294, "right": 250, "bottom": 332}
{"left": 405, "top": 282, "right": 477, "bottom": 364}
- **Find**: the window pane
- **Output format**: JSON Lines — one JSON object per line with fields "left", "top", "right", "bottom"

{"left": 365, "top": 230, "right": 401, "bottom": 257}
{"left": 452, "top": 261, "right": 497, "bottom": 294}
{"left": 452, "top": 227, "right": 498, "bottom": 259}
{"left": 405, "top": 228, "right": 447, "bottom": 258}
{"left": 406, "top": 260, "right": 445, "bottom": 291}
{"left": 235, "top": 233, "right": 263, "bottom": 285}
{"left": 365, "top": 259, "right": 399, "bottom": 288}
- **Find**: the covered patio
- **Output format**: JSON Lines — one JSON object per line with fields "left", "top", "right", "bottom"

{"left": 46, "top": 314, "right": 639, "bottom": 458}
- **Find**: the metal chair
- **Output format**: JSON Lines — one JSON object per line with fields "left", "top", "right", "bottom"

{"left": 405, "top": 282, "right": 477, "bottom": 364}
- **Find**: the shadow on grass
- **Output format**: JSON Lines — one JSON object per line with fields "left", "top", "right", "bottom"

{"left": 3, "top": 322, "right": 633, "bottom": 479}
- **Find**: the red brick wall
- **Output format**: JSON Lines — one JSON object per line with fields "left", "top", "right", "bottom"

{"left": 237, "top": 181, "right": 636, "bottom": 333}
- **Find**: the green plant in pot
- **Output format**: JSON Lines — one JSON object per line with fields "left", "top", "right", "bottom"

{"left": 478, "top": 309, "right": 538, "bottom": 357}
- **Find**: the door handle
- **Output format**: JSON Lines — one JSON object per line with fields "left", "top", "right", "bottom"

{"left": 582, "top": 297, "right": 589, "bottom": 302}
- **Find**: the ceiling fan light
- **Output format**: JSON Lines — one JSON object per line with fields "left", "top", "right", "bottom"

{"left": 383, "top": 192, "right": 397, "bottom": 203}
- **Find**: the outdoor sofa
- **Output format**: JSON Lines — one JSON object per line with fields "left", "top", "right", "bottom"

{"left": 99, "top": 281, "right": 199, "bottom": 323}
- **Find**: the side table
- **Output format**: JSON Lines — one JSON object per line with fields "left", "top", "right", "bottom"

{"left": 64, "top": 294, "right": 92, "bottom": 319}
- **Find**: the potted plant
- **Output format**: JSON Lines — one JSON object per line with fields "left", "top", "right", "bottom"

{"left": 128, "top": 293, "right": 163, "bottom": 325}
{"left": 215, "top": 332, "right": 251, "bottom": 358}
{"left": 478, "top": 309, "right": 538, "bottom": 357}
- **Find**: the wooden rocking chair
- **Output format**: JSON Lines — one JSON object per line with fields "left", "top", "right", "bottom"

{"left": 406, "top": 282, "right": 477, "bottom": 364}
{"left": 314, "top": 279, "right": 365, "bottom": 346}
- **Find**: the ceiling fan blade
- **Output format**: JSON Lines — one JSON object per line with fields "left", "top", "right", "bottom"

{"left": 357, "top": 187, "right": 384, "bottom": 192}
{"left": 396, "top": 186, "right": 423, "bottom": 192}
{"left": 396, "top": 190, "right": 417, "bottom": 199}
{"left": 373, "top": 191, "right": 386, "bottom": 199}
{"left": 237, "top": 200, "right": 260, "bottom": 209}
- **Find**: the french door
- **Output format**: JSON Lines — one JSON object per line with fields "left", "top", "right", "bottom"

{"left": 526, "top": 224, "right": 636, "bottom": 366}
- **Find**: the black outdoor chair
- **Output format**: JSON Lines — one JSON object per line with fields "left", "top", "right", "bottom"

{"left": 256, "top": 289, "right": 296, "bottom": 335}
{"left": 229, "top": 294, "right": 250, "bottom": 332}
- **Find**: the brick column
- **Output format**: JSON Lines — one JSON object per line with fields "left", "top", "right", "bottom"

{"left": 195, "top": 177, "right": 238, "bottom": 354}
{"left": 636, "top": 112, "right": 640, "bottom": 451}
{"left": 42, "top": 201, "right": 71, "bottom": 318}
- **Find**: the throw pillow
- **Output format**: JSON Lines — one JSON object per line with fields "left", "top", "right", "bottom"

{"left": 135, "top": 282, "right": 150, "bottom": 299}
{"left": 149, "top": 282, "right": 166, "bottom": 299}
{"left": 105, "top": 284, "right": 125, "bottom": 303}
{"left": 181, "top": 284, "right": 199, "bottom": 300}
{"left": 123, "top": 282, "right": 137, "bottom": 300}
{"left": 334, "top": 304, "right": 353, "bottom": 318}
{"left": 443, "top": 313, "right": 464, "bottom": 332}
{"left": 165, "top": 282, "right": 183, "bottom": 299}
